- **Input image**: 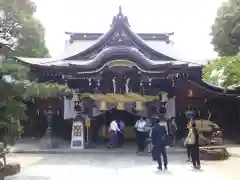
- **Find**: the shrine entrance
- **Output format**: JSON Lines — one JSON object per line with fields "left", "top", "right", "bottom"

{"left": 91, "top": 108, "right": 141, "bottom": 143}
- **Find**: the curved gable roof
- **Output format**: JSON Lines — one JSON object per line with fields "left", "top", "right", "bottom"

{"left": 63, "top": 7, "right": 177, "bottom": 61}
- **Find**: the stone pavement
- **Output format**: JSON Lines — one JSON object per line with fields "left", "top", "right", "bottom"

{"left": 9, "top": 138, "right": 185, "bottom": 154}
{"left": 5, "top": 154, "right": 229, "bottom": 180}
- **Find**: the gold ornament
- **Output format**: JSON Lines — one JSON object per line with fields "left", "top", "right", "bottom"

{"left": 100, "top": 101, "right": 107, "bottom": 111}
{"left": 136, "top": 101, "right": 143, "bottom": 111}
{"left": 117, "top": 102, "right": 124, "bottom": 110}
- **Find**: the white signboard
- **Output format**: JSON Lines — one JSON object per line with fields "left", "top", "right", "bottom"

{"left": 70, "top": 121, "right": 84, "bottom": 149}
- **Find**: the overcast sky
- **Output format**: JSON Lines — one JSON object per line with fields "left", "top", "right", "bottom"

{"left": 33, "top": 0, "right": 226, "bottom": 64}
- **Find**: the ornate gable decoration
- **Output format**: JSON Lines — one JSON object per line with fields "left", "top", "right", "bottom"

{"left": 107, "top": 30, "right": 134, "bottom": 46}
{"left": 107, "top": 6, "right": 134, "bottom": 46}
{"left": 107, "top": 60, "right": 134, "bottom": 68}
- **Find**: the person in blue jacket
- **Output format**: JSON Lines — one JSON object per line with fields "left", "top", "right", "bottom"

{"left": 151, "top": 119, "right": 168, "bottom": 170}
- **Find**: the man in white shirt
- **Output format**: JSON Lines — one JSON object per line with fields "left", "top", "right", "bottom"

{"left": 135, "top": 118, "right": 147, "bottom": 152}
{"left": 108, "top": 120, "right": 120, "bottom": 148}
{"left": 109, "top": 120, "right": 120, "bottom": 132}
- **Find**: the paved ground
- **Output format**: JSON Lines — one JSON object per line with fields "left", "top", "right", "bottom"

{"left": 9, "top": 138, "right": 185, "bottom": 154}
{"left": 4, "top": 153, "right": 234, "bottom": 180}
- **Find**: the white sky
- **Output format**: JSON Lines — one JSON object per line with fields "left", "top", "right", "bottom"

{"left": 33, "top": 0, "right": 226, "bottom": 64}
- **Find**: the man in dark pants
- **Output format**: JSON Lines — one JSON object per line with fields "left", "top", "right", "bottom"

{"left": 135, "top": 118, "right": 147, "bottom": 153}
{"left": 151, "top": 119, "right": 168, "bottom": 170}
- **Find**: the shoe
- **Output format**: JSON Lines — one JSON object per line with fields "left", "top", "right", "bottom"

{"left": 164, "top": 166, "right": 168, "bottom": 170}
{"left": 193, "top": 166, "right": 198, "bottom": 169}
{"left": 157, "top": 166, "right": 162, "bottom": 170}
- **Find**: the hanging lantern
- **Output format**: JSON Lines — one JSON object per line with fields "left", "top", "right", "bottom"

{"left": 117, "top": 102, "right": 124, "bottom": 110}
{"left": 188, "top": 89, "right": 193, "bottom": 97}
{"left": 159, "top": 91, "right": 168, "bottom": 102}
{"left": 100, "top": 101, "right": 107, "bottom": 111}
{"left": 73, "top": 92, "right": 79, "bottom": 101}
{"left": 136, "top": 101, "right": 143, "bottom": 111}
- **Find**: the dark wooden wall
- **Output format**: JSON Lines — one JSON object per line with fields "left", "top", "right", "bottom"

{"left": 174, "top": 77, "right": 239, "bottom": 140}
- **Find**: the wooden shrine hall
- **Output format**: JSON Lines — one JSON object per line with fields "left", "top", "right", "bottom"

{"left": 16, "top": 7, "right": 240, "bottom": 147}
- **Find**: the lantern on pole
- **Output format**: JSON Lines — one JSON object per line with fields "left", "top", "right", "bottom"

{"left": 136, "top": 101, "right": 143, "bottom": 111}
{"left": 159, "top": 91, "right": 168, "bottom": 102}
{"left": 117, "top": 102, "right": 124, "bottom": 110}
{"left": 100, "top": 101, "right": 107, "bottom": 111}
{"left": 188, "top": 89, "right": 193, "bottom": 97}
{"left": 73, "top": 92, "right": 79, "bottom": 101}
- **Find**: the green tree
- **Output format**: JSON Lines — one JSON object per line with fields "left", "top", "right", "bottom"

{"left": 211, "top": 0, "right": 240, "bottom": 56}
{"left": 0, "top": 60, "right": 72, "bottom": 145}
{"left": 0, "top": 0, "right": 49, "bottom": 58}
{"left": 0, "top": 1, "right": 69, "bottom": 144}
{"left": 203, "top": 56, "right": 240, "bottom": 89}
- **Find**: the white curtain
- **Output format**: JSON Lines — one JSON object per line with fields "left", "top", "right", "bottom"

{"left": 165, "top": 96, "right": 176, "bottom": 119}
{"left": 64, "top": 97, "right": 77, "bottom": 119}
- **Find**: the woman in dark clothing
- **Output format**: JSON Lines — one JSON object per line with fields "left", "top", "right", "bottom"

{"left": 191, "top": 122, "right": 200, "bottom": 169}
{"left": 184, "top": 121, "right": 200, "bottom": 169}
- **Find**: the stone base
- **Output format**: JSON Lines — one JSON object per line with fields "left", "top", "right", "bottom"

{"left": 200, "top": 146, "right": 230, "bottom": 160}
{"left": 40, "top": 138, "right": 58, "bottom": 149}
{"left": 0, "top": 172, "right": 4, "bottom": 180}
{"left": 2, "top": 162, "right": 21, "bottom": 177}
{"left": 40, "top": 129, "right": 59, "bottom": 149}
{"left": 84, "top": 143, "right": 90, "bottom": 149}
{"left": 236, "top": 136, "right": 240, "bottom": 144}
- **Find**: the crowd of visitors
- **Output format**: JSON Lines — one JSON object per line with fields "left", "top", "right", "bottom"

{"left": 106, "top": 115, "right": 200, "bottom": 170}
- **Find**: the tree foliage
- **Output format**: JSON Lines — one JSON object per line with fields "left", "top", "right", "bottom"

{"left": 0, "top": 0, "right": 60, "bottom": 145}
{"left": 211, "top": 0, "right": 240, "bottom": 56}
{"left": 0, "top": 2, "right": 20, "bottom": 57}
{"left": 0, "top": 0, "right": 49, "bottom": 58}
{"left": 0, "top": 60, "right": 72, "bottom": 144}
{"left": 203, "top": 56, "right": 240, "bottom": 89}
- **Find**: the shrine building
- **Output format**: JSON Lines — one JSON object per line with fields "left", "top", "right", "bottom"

{"left": 16, "top": 7, "right": 240, "bottom": 145}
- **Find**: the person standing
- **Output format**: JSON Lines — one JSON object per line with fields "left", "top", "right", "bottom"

{"left": 151, "top": 119, "right": 168, "bottom": 170}
{"left": 107, "top": 120, "right": 120, "bottom": 148}
{"left": 184, "top": 121, "right": 201, "bottom": 169}
{"left": 135, "top": 117, "right": 147, "bottom": 153}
